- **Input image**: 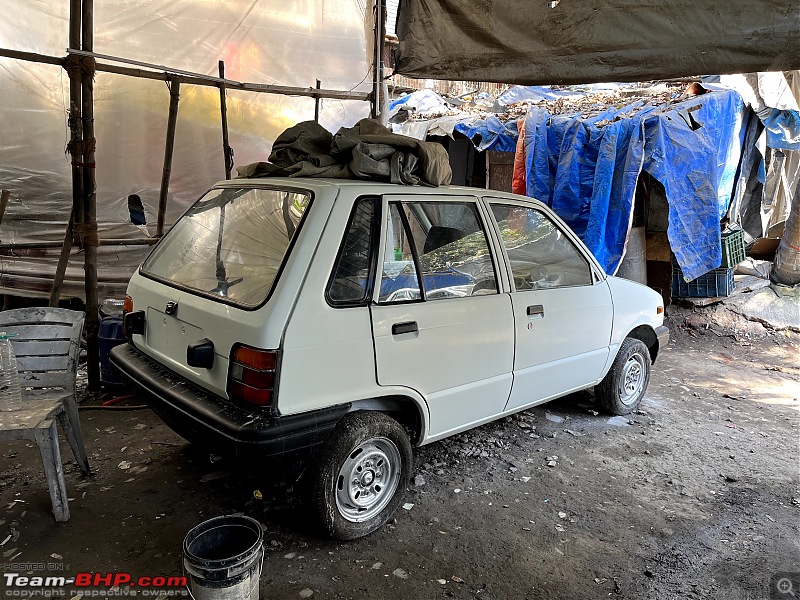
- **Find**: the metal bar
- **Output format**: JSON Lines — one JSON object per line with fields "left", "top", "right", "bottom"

{"left": 157, "top": 76, "right": 181, "bottom": 237}
{"left": 66, "top": 48, "right": 370, "bottom": 101}
{"left": 218, "top": 61, "right": 233, "bottom": 180}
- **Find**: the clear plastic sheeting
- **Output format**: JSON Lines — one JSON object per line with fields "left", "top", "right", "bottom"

{"left": 0, "top": 0, "right": 370, "bottom": 299}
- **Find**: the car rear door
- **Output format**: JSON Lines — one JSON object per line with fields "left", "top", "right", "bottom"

{"left": 485, "top": 200, "right": 613, "bottom": 412}
{"left": 370, "top": 195, "right": 514, "bottom": 441}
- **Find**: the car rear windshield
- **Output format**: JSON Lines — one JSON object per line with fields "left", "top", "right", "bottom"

{"left": 141, "top": 187, "right": 311, "bottom": 308}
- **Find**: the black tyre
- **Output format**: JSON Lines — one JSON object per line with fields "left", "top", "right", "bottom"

{"left": 310, "top": 411, "right": 412, "bottom": 540}
{"left": 596, "top": 337, "right": 651, "bottom": 415}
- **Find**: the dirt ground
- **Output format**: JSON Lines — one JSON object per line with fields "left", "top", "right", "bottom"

{"left": 1, "top": 304, "right": 798, "bottom": 600}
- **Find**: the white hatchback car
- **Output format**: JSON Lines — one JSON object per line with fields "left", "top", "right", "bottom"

{"left": 111, "top": 178, "right": 668, "bottom": 539}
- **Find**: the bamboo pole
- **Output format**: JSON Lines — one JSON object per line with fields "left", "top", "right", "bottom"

{"left": 218, "top": 61, "right": 233, "bottom": 180}
{"left": 314, "top": 79, "right": 321, "bottom": 122}
{"left": 0, "top": 48, "right": 64, "bottom": 67}
{"left": 0, "top": 238, "right": 158, "bottom": 251}
{"left": 81, "top": 0, "right": 101, "bottom": 391}
{"left": 49, "top": 213, "right": 74, "bottom": 307}
{"left": 62, "top": 49, "right": 371, "bottom": 101}
{"left": 157, "top": 76, "right": 181, "bottom": 237}
{"left": 0, "top": 47, "right": 370, "bottom": 101}
{"left": 0, "top": 190, "right": 10, "bottom": 225}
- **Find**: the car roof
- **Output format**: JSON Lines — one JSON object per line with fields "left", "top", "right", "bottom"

{"left": 213, "top": 177, "right": 540, "bottom": 203}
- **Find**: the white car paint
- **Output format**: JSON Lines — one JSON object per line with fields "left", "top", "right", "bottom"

{"left": 124, "top": 178, "right": 665, "bottom": 449}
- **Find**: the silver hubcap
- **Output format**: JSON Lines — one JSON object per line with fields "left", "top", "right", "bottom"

{"left": 618, "top": 352, "right": 646, "bottom": 405}
{"left": 336, "top": 437, "right": 401, "bottom": 523}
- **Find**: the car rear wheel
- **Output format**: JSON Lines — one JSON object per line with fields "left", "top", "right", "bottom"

{"left": 310, "top": 411, "right": 412, "bottom": 540}
{"left": 596, "top": 337, "right": 651, "bottom": 415}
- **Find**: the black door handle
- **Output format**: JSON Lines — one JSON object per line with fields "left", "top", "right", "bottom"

{"left": 392, "top": 321, "right": 418, "bottom": 335}
{"left": 527, "top": 305, "right": 544, "bottom": 317}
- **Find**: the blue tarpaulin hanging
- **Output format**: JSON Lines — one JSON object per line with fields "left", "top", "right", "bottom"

{"left": 520, "top": 89, "right": 746, "bottom": 279}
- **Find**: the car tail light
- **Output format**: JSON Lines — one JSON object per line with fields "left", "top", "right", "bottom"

{"left": 122, "top": 295, "right": 133, "bottom": 338}
{"left": 228, "top": 345, "right": 279, "bottom": 408}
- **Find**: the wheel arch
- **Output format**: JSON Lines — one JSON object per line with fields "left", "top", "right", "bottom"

{"left": 348, "top": 395, "right": 427, "bottom": 445}
{"left": 626, "top": 324, "right": 660, "bottom": 363}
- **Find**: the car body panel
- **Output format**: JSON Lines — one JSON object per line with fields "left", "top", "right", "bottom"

{"left": 111, "top": 178, "right": 667, "bottom": 456}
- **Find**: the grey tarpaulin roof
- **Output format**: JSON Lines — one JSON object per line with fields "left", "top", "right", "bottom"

{"left": 394, "top": 0, "right": 800, "bottom": 85}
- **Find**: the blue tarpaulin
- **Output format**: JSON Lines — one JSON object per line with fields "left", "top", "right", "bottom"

{"left": 455, "top": 117, "right": 519, "bottom": 152}
{"left": 521, "top": 90, "right": 746, "bottom": 279}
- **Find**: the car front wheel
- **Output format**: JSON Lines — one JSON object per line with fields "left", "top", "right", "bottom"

{"left": 596, "top": 337, "right": 651, "bottom": 415}
{"left": 310, "top": 411, "right": 412, "bottom": 540}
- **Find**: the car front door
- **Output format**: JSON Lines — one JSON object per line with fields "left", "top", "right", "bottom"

{"left": 486, "top": 201, "right": 613, "bottom": 412}
{"left": 370, "top": 195, "right": 514, "bottom": 441}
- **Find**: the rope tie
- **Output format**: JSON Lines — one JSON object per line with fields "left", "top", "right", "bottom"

{"left": 73, "top": 222, "right": 99, "bottom": 247}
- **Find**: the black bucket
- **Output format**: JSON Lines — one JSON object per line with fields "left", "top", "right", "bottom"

{"left": 183, "top": 515, "right": 263, "bottom": 600}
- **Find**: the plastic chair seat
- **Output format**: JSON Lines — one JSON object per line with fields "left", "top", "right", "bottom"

{"left": 0, "top": 308, "right": 90, "bottom": 522}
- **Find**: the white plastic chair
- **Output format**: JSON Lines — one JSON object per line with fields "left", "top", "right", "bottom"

{"left": 0, "top": 308, "right": 90, "bottom": 521}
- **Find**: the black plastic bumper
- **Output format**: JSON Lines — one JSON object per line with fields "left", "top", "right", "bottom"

{"left": 655, "top": 325, "right": 670, "bottom": 359}
{"left": 109, "top": 344, "right": 349, "bottom": 458}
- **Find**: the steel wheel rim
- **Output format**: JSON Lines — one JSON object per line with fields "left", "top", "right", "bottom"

{"left": 335, "top": 437, "right": 401, "bottom": 523}
{"left": 618, "top": 352, "right": 646, "bottom": 405}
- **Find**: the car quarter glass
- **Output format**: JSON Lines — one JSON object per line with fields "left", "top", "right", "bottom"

{"left": 326, "top": 197, "right": 379, "bottom": 306}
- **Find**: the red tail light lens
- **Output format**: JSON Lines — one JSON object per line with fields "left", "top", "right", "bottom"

{"left": 228, "top": 345, "right": 278, "bottom": 408}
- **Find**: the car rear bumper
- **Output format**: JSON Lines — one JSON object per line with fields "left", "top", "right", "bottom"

{"left": 109, "top": 343, "right": 349, "bottom": 458}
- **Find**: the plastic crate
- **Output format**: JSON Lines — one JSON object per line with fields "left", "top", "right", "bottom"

{"left": 720, "top": 229, "right": 745, "bottom": 268}
{"left": 672, "top": 263, "right": 735, "bottom": 298}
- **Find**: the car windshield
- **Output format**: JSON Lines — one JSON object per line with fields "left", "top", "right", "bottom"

{"left": 141, "top": 187, "right": 311, "bottom": 307}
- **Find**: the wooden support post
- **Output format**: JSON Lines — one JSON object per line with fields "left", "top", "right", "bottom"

{"left": 49, "top": 213, "right": 74, "bottom": 307}
{"left": 218, "top": 61, "right": 233, "bottom": 180}
{"left": 0, "top": 190, "right": 9, "bottom": 225}
{"left": 314, "top": 79, "right": 321, "bottom": 123}
{"left": 68, "top": 0, "right": 84, "bottom": 227}
{"left": 81, "top": 0, "right": 100, "bottom": 391}
{"left": 157, "top": 76, "right": 181, "bottom": 237}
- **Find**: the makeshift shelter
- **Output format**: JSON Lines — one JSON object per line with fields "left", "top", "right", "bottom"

{"left": 0, "top": 0, "right": 373, "bottom": 301}
{"left": 388, "top": 75, "right": 800, "bottom": 282}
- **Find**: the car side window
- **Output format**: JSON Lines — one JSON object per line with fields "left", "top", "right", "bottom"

{"left": 403, "top": 202, "right": 498, "bottom": 299}
{"left": 378, "top": 203, "right": 423, "bottom": 303}
{"left": 490, "top": 204, "right": 592, "bottom": 290}
{"left": 327, "top": 197, "right": 379, "bottom": 306}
